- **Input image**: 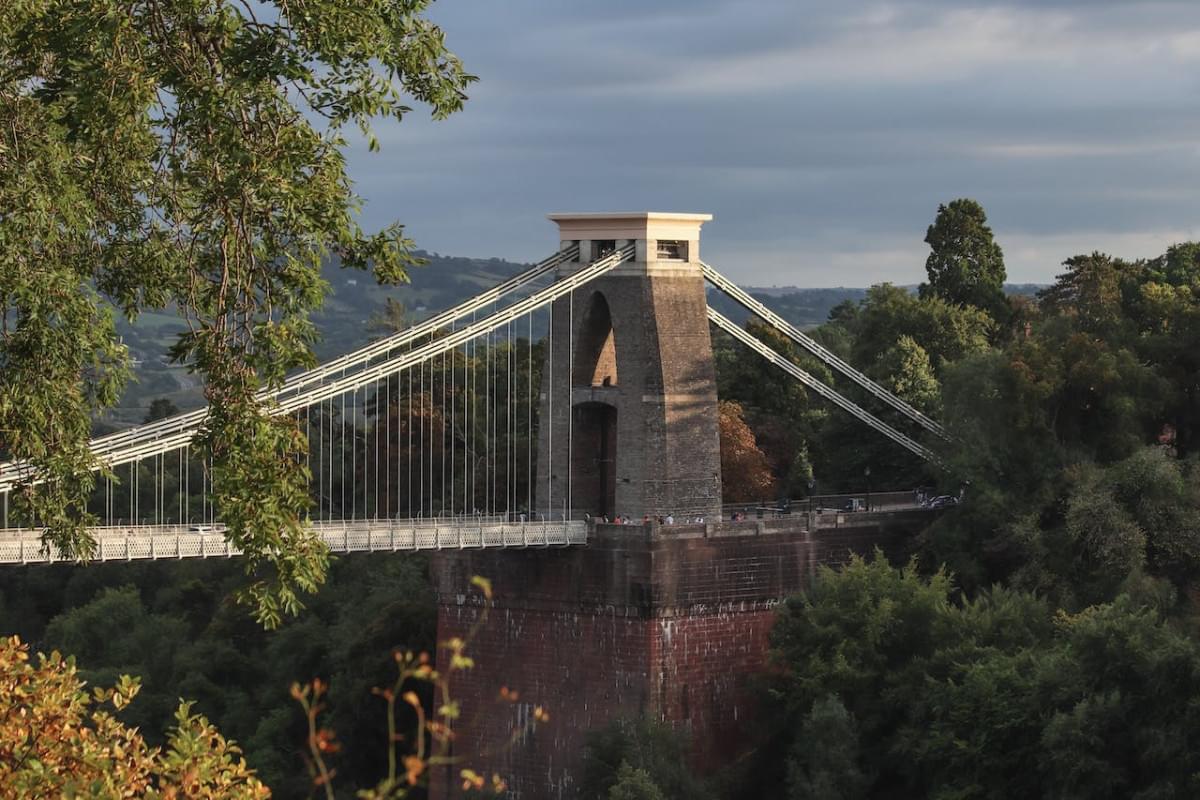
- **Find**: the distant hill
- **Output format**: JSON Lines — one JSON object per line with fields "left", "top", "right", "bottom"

{"left": 1003, "top": 283, "right": 1047, "bottom": 297}
{"left": 105, "top": 257, "right": 1045, "bottom": 426}
{"left": 708, "top": 286, "right": 867, "bottom": 329}
{"left": 307, "top": 251, "right": 527, "bottom": 362}
{"left": 106, "top": 251, "right": 527, "bottom": 426}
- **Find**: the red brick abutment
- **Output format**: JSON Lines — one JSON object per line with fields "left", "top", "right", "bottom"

{"left": 429, "top": 510, "right": 932, "bottom": 799}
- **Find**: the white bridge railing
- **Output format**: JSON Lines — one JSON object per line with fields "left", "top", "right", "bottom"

{"left": 0, "top": 519, "right": 588, "bottom": 565}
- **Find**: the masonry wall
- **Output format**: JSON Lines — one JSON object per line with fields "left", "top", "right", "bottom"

{"left": 429, "top": 512, "right": 925, "bottom": 799}
{"left": 535, "top": 264, "right": 722, "bottom": 523}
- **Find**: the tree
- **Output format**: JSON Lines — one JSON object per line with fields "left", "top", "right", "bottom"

{"left": 870, "top": 335, "right": 939, "bottom": 415}
{"left": 1144, "top": 240, "right": 1200, "bottom": 288}
{"left": 713, "top": 321, "right": 827, "bottom": 494}
{"left": 2, "top": 571, "right": 526, "bottom": 798}
{"left": 920, "top": 199, "right": 1008, "bottom": 320}
{"left": 787, "top": 695, "right": 869, "bottom": 800}
{"left": 43, "top": 585, "right": 188, "bottom": 740}
{"left": 796, "top": 285, "right": 981, "bottom": 492}
{"left": 608, "top": 763, "right": 667, "bottom": 800}
{"left": 851, "top": 284, "right": 993, "bottom": 375}
{"left": 1037, "top": 252, "right": 1138, "bottom": 340}
{"left": 717, "top": 401, "right": 776, "bottom": 503}
{"left": 4, "top": 552, "right": 439, "bottom": 795}
{"left": 0, "top": 635, "right": 268, "bottom": 798}
{"left": 1, "top": 1, "right": 475, "bottom": 626}
{"left": 1128, "top": 243, "right": 1200, "bottom": 455}
{"left": 144, "top": 397, "right": 180, "bottom": 425}
{"left": 580, "top": 717, "right": 714, "bottom": 800}
{"left": 369, "top": 297, "right": 409, "bottom": 338}
{"left": 766, "top": 553, "right": 1200, "bottom": 799}
{"left": 1006, "top": 447, "right": 1200, "bottom": 609}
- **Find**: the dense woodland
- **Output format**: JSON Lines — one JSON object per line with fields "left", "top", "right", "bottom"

{"left": 1, "top": 556, "right": 434, "bottom": 796}
{"left": 698, "top": 199, "right": 1200, "bottom": 800}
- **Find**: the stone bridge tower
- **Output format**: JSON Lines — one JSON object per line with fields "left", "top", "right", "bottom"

{"left": 535, "top": 212, "right": 722, "bottom": 521}
{"left": 430, "top": 211, "right": 928, "bottom": 800}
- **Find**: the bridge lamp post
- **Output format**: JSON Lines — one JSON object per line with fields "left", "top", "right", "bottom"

{"left": 864, "top": 465, "right": 872, "bottom": 512}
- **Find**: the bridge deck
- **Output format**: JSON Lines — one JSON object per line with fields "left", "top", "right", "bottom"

{"left": 0, "top": 519, "right": 588, "bottom": 564}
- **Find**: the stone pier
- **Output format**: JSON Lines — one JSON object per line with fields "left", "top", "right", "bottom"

{"left": 429, "top": 511, "right": 925, "bottom": 798}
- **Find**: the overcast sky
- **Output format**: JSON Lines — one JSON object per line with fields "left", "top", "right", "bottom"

{"left": 342, "top": 0, "right": 1200, "bottom": 287}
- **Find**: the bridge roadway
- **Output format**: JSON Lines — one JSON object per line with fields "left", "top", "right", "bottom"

{"left": 0, "top": 518, "right": 588, "bottom": 565}
{"left": 0, "top": 491, "right": 933, "bottom": 565}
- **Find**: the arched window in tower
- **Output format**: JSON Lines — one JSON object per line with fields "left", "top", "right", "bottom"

{"left": 574, "top": 291, "right": 617, "bottom": 387}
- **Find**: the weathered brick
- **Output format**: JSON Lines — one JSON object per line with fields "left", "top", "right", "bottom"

{"left": 428, "top": 516, "right": 921, "bottom": 799}
{"left": 534, "top": 247, "right": 722, "bottom": 523}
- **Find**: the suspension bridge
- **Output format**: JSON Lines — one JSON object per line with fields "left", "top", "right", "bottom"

{"left": 0, "top": 212, "right": 944, "bottom": 565}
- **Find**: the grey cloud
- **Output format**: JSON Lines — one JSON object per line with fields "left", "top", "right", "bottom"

{"left": 348, "top": 0, "right": 1200, "bottom": 286}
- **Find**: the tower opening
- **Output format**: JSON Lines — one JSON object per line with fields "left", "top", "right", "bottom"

{"left": 571, "top": 402, "right": 618, "bottom": 518}
{"left": 573, "top": 291, "right": 617, "bottom": 387}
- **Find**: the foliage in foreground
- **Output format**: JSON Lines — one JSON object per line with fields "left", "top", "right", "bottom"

{"left": 1, "top": 553, "right": 436, "bottom": 795}
{"left": 0, "top": 634, "right": 268, "bottom": 798}
{"left": 290, "top": 574, "right": 527, "bottom": 799}
{"left": 0, "top": 0, "right": 474, "bottom": 627}
{"left": 764, "top": 552, "right": 1200, "bottom": 800}
{"left": 1, "top": 569, "right": 533, "bottom": 798}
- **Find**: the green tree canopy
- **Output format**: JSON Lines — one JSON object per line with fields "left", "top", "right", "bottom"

{"left": 580, "top": 717, "right": 714, "bottom": 800}
{"left": 920, "top": 198, "right": 1008, "bottom": 321}
{"left": 608, "top": 763, "right": 668, "bottom": 800}
{"left": 3, "top": 552, "right": 436, "bottom": 795}
{"left": 852, "top": 283, "right": 994, "bottom": 374}
{"left": 0, "top": 0, "right": 474, "bottom": 625}
{"left": 787, "top": 695, "right": 869, "bottom": 800}
{"left": 1037, "top": 252, "right": 1139, "bottom": 339}
{"left": 713, "top": 321, "right": 827, "bottom": 495}
{"left": 766, "top": 553, "right": 1200, "bottom": 799}
{"left": 870, "top": 334, "right": 939, "bottom": 415}
{"left": 144, "top": 397, "right": 180, "bottom": 425}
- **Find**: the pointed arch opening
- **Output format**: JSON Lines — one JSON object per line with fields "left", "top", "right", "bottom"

{"left": 573, "top": 291, "right": 617, "bottom": 388}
